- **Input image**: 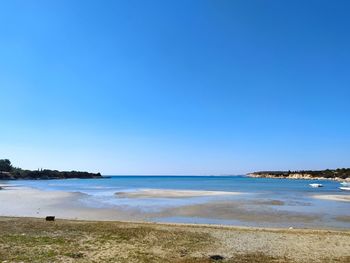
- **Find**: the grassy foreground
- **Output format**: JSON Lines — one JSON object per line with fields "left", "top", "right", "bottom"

{"left": 0, "top": 217, "right": 349, "bottom": 263}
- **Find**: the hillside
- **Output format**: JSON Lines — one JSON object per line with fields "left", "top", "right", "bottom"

{"left": 248, "top": 169, "right": 350, "bottom": 180}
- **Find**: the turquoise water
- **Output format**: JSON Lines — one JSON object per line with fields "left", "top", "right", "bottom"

{"left": 10, "top": 176, "right": 350, "bottom": 229}
{"left": 13, "top": 175, "right": 346, "bottom": 193}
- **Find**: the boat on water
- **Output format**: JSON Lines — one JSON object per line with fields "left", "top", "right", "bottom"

{"left": 309, "top": 183, "right": 323, "bottom": 188}
{"left": 339, "top": 187, "right": 350, "bottom": 191}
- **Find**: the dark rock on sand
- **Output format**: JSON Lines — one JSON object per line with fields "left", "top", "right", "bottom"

{"left": 210, "top": 255, "right": 224, "bottom": 261}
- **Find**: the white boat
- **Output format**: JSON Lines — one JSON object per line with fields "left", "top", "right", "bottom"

{"left": 340, "top": 182, "right": 350, "bottom": 186}
{"left": 339, "top": 187, "right": 350, "bottom": 191}
{"left": 309, "top": 183, "right": 323, "bottom": 188}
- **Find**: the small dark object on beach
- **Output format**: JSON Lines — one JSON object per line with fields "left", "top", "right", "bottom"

{"left": 210, "top": 255, "right": 224, "bottom": 261}
{"left": 66, "top": 252, "right": 84, "bottom": 258}
{"left": 45, "top": 216, "right": 55, "bottom": 221}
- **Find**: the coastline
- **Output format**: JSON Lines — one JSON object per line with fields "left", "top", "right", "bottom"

{"left": 1, "top": 183, "right": 350, "bottom": 230}
{"left": 247, "top": 173, "right": 350, "bottom": 182}
{"left": 1, "top": 182, "right": 350, "bottom": 261}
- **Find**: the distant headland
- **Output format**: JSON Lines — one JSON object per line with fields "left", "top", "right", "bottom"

{"left": 248, "top": 169, "right": 350, "bottom": 181}
{"left": 0, "top": 159, "right": 102, "bottom": 180}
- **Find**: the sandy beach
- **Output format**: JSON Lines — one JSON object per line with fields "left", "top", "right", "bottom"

{"left": 0, "top": 186, "right": 146, "bottom": 221}
{"left": 0, "top": 184, "right": 350, "bottom": 262}
{"left": 115, "top": 189, "right": 242, "bottom": 198}
{"left": 1, "top": 184, "right": 350, "bottom": 229}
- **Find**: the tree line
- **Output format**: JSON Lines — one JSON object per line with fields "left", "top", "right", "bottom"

{"left": 0, "top": 159, "right": 101, "bottom": 180}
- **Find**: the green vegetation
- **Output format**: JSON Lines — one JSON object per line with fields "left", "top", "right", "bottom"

{"left": 0, "top": 159, "right": 12, "bottom": 172}
{"left": 0, "top": 159, "right": 101, "bottom": 180}
{"left": 249, "top": 169, "right": 350, "bottom": 179}
{"left": 0, "top": 218, "right": 213, "bottom": 263}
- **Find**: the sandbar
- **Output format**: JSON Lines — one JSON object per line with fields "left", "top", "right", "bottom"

{"left": 115, "top": 188, "right": 242, "bottom": 198}
{"left": 313, "top": 194, "right": 350, "bottom": 202}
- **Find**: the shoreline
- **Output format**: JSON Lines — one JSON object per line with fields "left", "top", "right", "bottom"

{"left": 1, "top": 183, "right": 350, "bottom": 230}
{"left": 1, "top": 215, "right": 350, "bottom": 234}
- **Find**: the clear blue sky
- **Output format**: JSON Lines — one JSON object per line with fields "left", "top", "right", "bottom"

{"left": 1, "top": 0, "right": 349, "bottom": 175}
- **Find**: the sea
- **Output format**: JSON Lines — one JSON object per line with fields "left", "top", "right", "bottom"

{"left": 11, "top": 176, "right": 350, "bottom": 229}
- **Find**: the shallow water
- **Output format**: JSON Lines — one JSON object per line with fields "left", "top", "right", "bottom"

{"left": 9, "top": 176, "right": 350, "bottom": 229}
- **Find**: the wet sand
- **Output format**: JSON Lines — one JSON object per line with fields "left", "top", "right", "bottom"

{"left": 313, "top": 194, "right": 350, "bottom": 202}
{"left": 153, "top": 200, "right": 321, "bottom": 224}
{"left": 0, "top": 186, "right": 143, "bottom": 221}
{"left": 0, "top": 185, "right": 349, "bottom": 229}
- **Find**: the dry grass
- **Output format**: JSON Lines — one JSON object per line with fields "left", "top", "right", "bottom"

{"left": 0, "top": 217, "right": 211, "bottom": 263}
{"left": 0, "top": 217, "right": 349, "bottom": 263}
